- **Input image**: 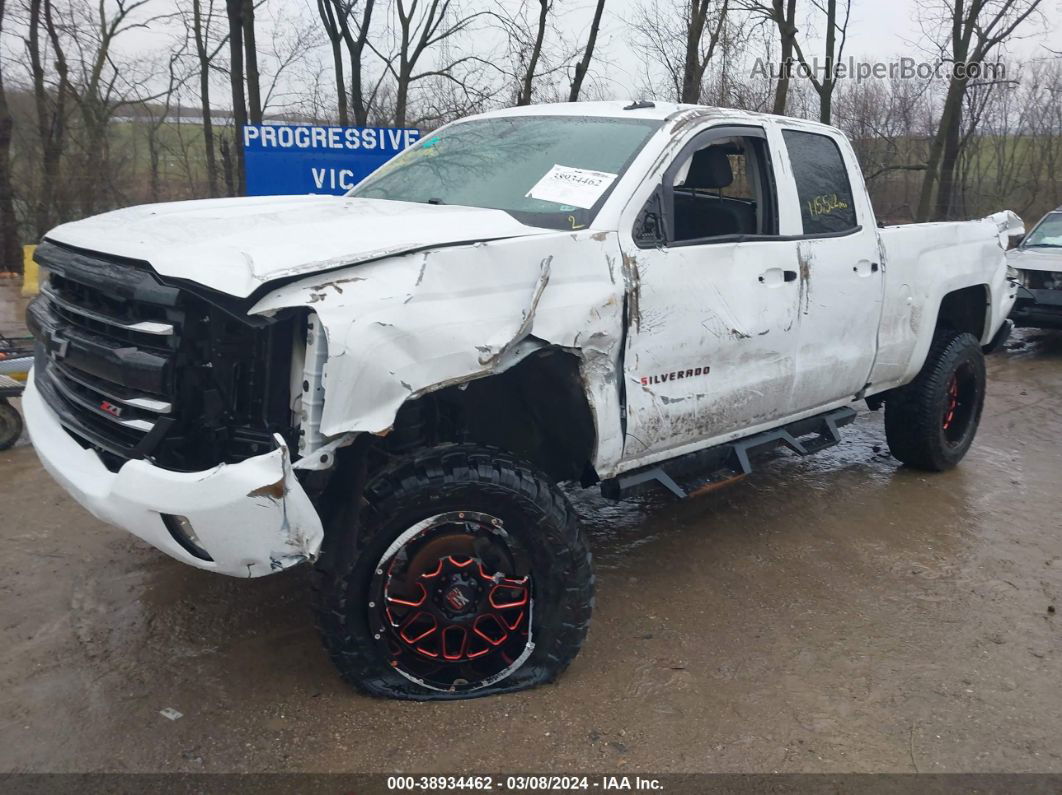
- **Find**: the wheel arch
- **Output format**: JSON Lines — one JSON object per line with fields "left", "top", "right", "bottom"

{"left": 384, "top": 345, "right": 599, "bottom": 485}
{"left": 933, "top": 283, "right": 991, "bottom": 343}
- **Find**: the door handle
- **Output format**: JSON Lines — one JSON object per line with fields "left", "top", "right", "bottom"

{"left": 758, "top": 268, "right": 798, "bottom": 286}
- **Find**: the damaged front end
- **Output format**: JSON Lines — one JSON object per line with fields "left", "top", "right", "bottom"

{"left": 24, "top": 240, "right": 323, "bottom": 576}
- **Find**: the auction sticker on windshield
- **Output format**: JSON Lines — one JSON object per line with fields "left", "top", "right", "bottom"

{"left": 526, "top": 164, "right": 618, "bottom": 209}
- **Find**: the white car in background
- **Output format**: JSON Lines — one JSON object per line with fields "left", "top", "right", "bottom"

{"left": 1008, "top": 207, "right": 1062, "bottom": 329}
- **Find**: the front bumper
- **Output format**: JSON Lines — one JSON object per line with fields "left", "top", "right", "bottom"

{"left": 23, "top": 371, "right": 324, "bottom": 577}
{"left": 1010, "top": 286, "right": 1062, "bottom": 329}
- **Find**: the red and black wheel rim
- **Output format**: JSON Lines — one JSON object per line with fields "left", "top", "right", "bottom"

{"left": 368, "top": 511, "right": 533, "bottom": 693}
{"left": 942, "top": 361, "right": 978, "bottom": 446}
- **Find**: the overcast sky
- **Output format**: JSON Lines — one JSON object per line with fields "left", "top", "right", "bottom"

{"left": 3, "top": 0, "right": 1058, "bottom": 109}
{"left": 572, "top": 0, "right": 1060, "bottom": 97}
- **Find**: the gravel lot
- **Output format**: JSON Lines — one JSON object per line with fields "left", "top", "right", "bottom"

{"left": 0, "top": 323, "right": 1059, "bottom": 774}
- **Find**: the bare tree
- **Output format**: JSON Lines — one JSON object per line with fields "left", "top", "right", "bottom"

{"left": 187, "top": 0, "right": 228, "bottom": 197}
{"left": 142, "top": 47, "right": 188, "bottom": 202}
{"left": 384, "top": 0, "right": 490, "bottom": 127}
{"left": 333, "top": 1, "right": 379, "bottom": 125}
{"left": 45, "top": 0, "right": 178, "bottom": 216}
{"left": 789, "top": 0, "right": 851, "bottom": 123}
{"left": 517, "top": 0, "right": 548, "bottom": 105}
{"left": 318, "top": 0, "right": 350, "bottom": 123}
{"left": 491, "top": 0, "right": 573, "bottom": 106}
{"left": 242, "top": 0, "right": 261, "bottom": 124}
{"left": 915, "top": 0, "right": 1045, "bottom": 221}
{"left": 25, "top": 0, "right": 69, "bottom": 235}
{"left": 631, "top": 0, "right": 731, "bottom": 103}
{"left": 682, "top": 0, "right": 730, "bottom": 103}
{"left": 739, "top": 0, "right": 796, "bottom": 114}
{"left": 315, "top": 0, "right": 386, "bottom": 124}
{"left": 569, "top": 0, "right": 605, "bottom": 102}
{"left": 225, "top": 0, "right": 247, "bottom": 191}
{"left": 0, "top": 0, "right": 20, "bottom": 269}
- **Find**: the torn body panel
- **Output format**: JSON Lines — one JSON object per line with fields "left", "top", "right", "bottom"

{"left": 251, "top": 231, "right": 628, "bottom": 477}
{"left": 23, "top": 373, "right": 323, "bottom": 577}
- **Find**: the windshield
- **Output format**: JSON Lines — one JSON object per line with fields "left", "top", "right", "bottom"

{"left": 348, "top": 115, "right": 662, "bottom": 230}
{"left": 1024, "top": 212, "right": 1062, "bottom": 248}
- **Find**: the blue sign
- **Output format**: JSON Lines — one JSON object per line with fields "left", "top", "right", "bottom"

{"left": 243, "top": 124, "right": 420, "bottom": 196}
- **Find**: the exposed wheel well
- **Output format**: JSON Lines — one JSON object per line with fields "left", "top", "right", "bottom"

{"left": 384, "top": 348, "right": 598, "bottom": 485}
{"left": 935, "top": 285, "right": 989, "bottom": 342}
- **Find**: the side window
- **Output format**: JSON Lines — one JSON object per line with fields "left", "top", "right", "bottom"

{"left": 655, "top": 134, "right": 778, "bottom": 245}
{"left": 782, "top": 130, "right": 858, "bottom": 235}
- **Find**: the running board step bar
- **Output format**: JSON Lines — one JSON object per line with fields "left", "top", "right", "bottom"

{"left": 602, "top": 407, "right": 857, "bottom": 500}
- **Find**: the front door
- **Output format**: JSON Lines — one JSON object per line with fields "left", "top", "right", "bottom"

{"left": 618, "top": 124, "right": 804, "bottom": 464}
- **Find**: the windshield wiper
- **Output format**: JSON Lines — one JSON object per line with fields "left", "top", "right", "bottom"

{"left": 426, "top": 197, "right": 445, "bottom": 205}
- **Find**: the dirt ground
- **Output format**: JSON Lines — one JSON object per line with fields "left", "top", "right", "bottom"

{"left": 0, "top": 326, "right": 1059, "bottom": 774}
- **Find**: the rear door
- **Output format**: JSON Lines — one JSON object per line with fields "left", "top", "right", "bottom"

{"left": 775, "top": 128, "right": 884, "bottom": 410}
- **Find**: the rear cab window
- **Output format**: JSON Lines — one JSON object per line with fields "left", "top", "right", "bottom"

{"left": 781, "top": 129, "right": 859, "bottom": 235}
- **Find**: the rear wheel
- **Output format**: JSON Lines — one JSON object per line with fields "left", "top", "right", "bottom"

{"left": 884, "top": 330, "right": 986, "bottom": 471}
{"left": 312, "top": 444, "right": 593, "bottom": 700}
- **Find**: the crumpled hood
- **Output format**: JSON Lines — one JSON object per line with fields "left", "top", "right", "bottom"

{"left": 44, "top": 195, "right": 554, "bottom": 297}
{"left": 1008, "top": 246, "right": 1062, "bottom": 274}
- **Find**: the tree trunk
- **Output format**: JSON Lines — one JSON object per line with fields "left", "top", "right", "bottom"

{"left": 226, "top": 0, "right": 248, "bottom": 193}
{"left": 518, "top": 0, "right": 549, "bottom": 106}
{"left": 331, "top": 39, "right": 349, "bottom": 125}
{"left": 819, "top": 0, "right": 836, "bottom": 123}
{"left": 192, "top": 0, "right": 219, "bottom": 197}
{"left": 770, "top": 0, "right": 796, "bottom": 115}
{"left": 28, "top": 0, "right": 67, "bottom": 236}
{"left": 915, "top": 78, "right": 964, "bottom": 222}
{"left": 0, "top": 0, "right": 20, "bottom": 271}
{"left": 338, "top": 0, "right": 376, "bottom": 126}
{"left": 569, "top": 0, "right": 605, "bottom": 102}
{"left": 395, "top": 70, "right": 409, "bottom": 128}
{"left": 319, "top": 0, "right": 348, "bottom": 124}
{"left": 681, "top": 1, "right": 709, "bottom": 103}
{"left": 148, "top": 133, "right": 161, "bottom": 203}
{"left": 220, "top": 135, "right": 235, "bottom": 197}
{"left": 242, "top": 0, "right": 262, "bottom": 124}
{"left": 933, "top": 80, "right": 967, "bottom": 220}
{"left": 78, "top": 106, "right": 110, "bottom": 217}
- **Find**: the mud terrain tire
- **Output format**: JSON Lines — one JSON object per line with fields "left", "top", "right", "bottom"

{"left": 884, "top": 330, "right": 986, "bottom": 471}
{"left": 0, "top": 400, "right": 23, "bottom": 451}
{"left": 312, "top": 443, "right": 593, "bottom": 700}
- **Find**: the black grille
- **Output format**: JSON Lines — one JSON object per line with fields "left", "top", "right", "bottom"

{"left": 28, "top": 240, "right": 297, "bottom": 472}
{"left": 1025, "top": 270, "right": 1062, "bottom": 290}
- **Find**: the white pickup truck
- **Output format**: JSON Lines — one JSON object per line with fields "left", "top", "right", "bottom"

{"left": 24, "top": 101, "right": 1020, "bottom": 700}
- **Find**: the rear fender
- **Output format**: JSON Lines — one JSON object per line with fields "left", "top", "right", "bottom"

{"left": 870, "top": 213, "right": 1018, "bottom": 391}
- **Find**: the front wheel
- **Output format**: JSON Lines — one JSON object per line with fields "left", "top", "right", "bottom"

{"left": 884, "top": 330, "right": 987, "bottom": 471}
{"left": 312, "top": 444, "right": 594, "bottom": 700}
